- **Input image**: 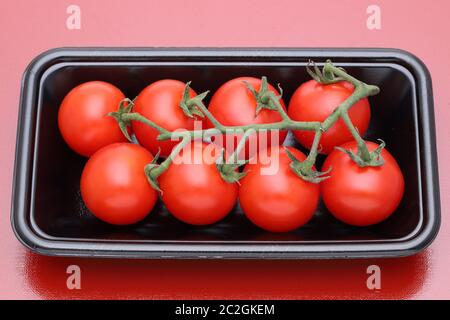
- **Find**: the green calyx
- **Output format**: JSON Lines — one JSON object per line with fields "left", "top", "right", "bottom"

{"left": 144, "top": 149, "right": 163, "bottom": 192}
{"left": 306, "top": 59, "right": 344, "bottom": 85}
{"left": 243, "top": 76, "right": 283, "bottom": 116}
{"left": 285, "top": 147, "right": 331, "bottom": 183}
{"left": 179, "top": 81, "right": 209, "bottom": 119}
{"left": 144, "top": 164, "right": 161, "bottom": 192}
{"left": 336, "top": 139, "right": 385, "bottom": 167}
{"left": 108, "top": 98, "right": 134, "bottom": 141}
{"left": 108, "top": 60, "right": 385, "bottom": 188}
{"left": 215, "top": 149, "right": 248, "bottom": 184}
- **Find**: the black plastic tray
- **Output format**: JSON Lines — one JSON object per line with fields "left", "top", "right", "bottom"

{"left": 11, "top": 48, "right": 441, "bottom": 259}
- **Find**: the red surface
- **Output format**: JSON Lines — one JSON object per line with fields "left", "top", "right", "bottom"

{"left": 0, "top": 0, "right": 449, "bottom": 299}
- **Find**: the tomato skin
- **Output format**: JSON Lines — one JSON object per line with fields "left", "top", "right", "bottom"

{"left": 58, "top": 81, "right": 127, "bottom": 157}
{"left": 206, "top": 77, "right": 288, "bottom": 159}
{"left": 239, "top": 146, "right": 320, "bottom": 232}
{"left": 80, "top": 143, "right": 158, "bottom": 225}
{"left": 321, "top": 141, "right": 405, "bottom": 226}
{"left": 159, "top": 141, "right": 238, "bottom": 225}
{"left": 132, "top": 79, "right": 204, "bottom": 157}
{"left": 288, "top": 80, "right": 371, "bottom": 154}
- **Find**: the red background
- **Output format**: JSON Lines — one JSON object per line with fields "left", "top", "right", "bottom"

{"left": 0, "top": 0, "right": 449, "bottom": 299}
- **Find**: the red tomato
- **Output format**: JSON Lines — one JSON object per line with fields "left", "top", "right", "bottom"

{"left": 288, "top": 80, "right": 371, "bottom": 154}
{"left": 206, "top": 77, "right": 287, "bottom": 159}
{"left": 239, "top": 146, "right": 320, "bottom": 232}
{"left": 159, "top": 141, "right": 238, "bottom": 225}
{"left": 321, "top": 141, "right": 404, "bottom": 226}
{"left": 80, "top": 143, "right": 158, "bottom": 225}
{"left": 132, "top": 79, "right": 205, "bottom": 157}
{"left": 58, "top": 81, "right": 127, "bottom": 157}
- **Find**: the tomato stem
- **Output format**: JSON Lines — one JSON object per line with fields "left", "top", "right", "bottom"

{"left": 341, "top": 111, "right": 371, "bottom": 162}
{"left": 110, "top": 60, "right": 382, "bottom": 188}
{"left": 322, "top": 60, "right": 384, "bottom": 167}
{"left": 144, "top": 133, "right": 192, "bottom": 192}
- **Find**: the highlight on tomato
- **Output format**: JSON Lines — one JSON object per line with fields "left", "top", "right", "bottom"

{"left": 321, "top": 140, "right": 405, "bottom": 226}
{"left": 131, "top": 79, "right": 207, "bottom": 158}
{"left": 158, "top": 141, "right": 239, "bottom": 226}
{"left": 58, "top": 81, "right": 128, "bottom": 157}
{"left": 288, "top": 79, "right": 371, "bottom": 154}
{"left": 80, "top": 143, "right": 158, "bottom": 225}
{"left": 239, "top": 146, "right": 320, "bottom": 232}
{"left": 206, "top": 76, "right": 288, "bottom": 159}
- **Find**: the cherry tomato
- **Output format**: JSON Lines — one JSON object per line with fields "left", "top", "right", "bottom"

{"left": 58, "top": 81, "right": 127, "bottom": 157}
{"left": 239, "top": 146, "right": 320, "bottom": 232}
{"left": 206, "top": 77, "right": 287, "bottom": 159}
{"left": 288, "top": 80, "right": 371, "bottom": 154}
{"left": 132, "top": 79, "right": 205, "bottom": 157}
{"left": 80, "top": 143, "right": 158, "bottom": 225}
{"left": 159, "top": 141, "right": 238, "bottom": 225}
{"left": 321, "top": 141, "right": 404, "bottom": 226}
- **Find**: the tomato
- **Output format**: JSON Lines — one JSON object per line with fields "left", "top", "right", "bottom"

{"left": 321, "top": 141, "right": 404, "bottom": 226}
{"left": 288, "top": 80, "right": 371, "bottom": 154}
{"left": 132, "top": 79, "right": 205, "bottom": 157}
{"left": 80, "top": 143, "right": 158, "bottom": 225}
{"left": 58, "top": 81, "right": 127, "bottom": 157}
{"left": 159, "top": 141, "right": 238, "bottom": 225}
{"left": 239, "top": 146, "right": 320, "bottom": 232}
{"left": 206, "top": 77, "right": 287, "bottom": 159}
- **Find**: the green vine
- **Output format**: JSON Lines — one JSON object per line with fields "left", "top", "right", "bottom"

{"left": 110, "top": 60, "right": 383, "bottom": 190}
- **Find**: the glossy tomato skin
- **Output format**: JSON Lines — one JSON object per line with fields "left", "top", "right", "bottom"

{"left": 321, "top": 141, "right": 405, "bottom": 226}
{"left": 58, "top": 81, "right": 127, "bottom": 157}
{"left": 159, "top": 141, "right": 238, "bottom": 225}
{"left": 239, "top": 146, "right": 320, "bottom": 232}
{"left": 288, "top": 80, "right": 371, "bottom": 154}
{"left": 132, "top": 79, "right": 205, "bottom": 157}
{"left": 206, "top": 77, "right": 288, "bottom": 159}
{"left": 80, "top": 143, "right": 158, "bottom": 225}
